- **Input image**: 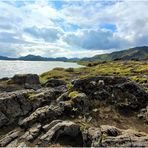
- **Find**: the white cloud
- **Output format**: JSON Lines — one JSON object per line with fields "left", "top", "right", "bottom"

{"left": 24, "top": 26, "right": 64, "bottom": 42}
{"left": 63, "top": 29, "right": 129, "bottom": 50}
{"left": 0, "top": 0, "right": 148, "bottom": 58}
{"left": 18, "top": 43, "right": 115, "bottom": 58}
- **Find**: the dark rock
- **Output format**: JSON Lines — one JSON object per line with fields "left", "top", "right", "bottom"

{"left": 73, "top": 76, "right": 129, "bottom": 91}
{"left": 40, "top": 120, "right": 83, "bottom": 147}
{"left": 12, "top": 74, "right": 40, "bottom": 85}
{"left": 58, "top": 100, "right": 73, "bottom": 116}
{"left": 57, "top": 92, "right": 69, "bottom": 102}
{"left": 70, "top": 92, "right": 90, "bottom": 113}
{"left": 28, "top": 88, "right": 63, "bottom": 110}
{"left": 0, "top": 84, "right": 21, "bottom": 92}
{"left": 57, "top": 92, "right": 90, "bottom": 115}
{"left": 44, "top": 78, "right": 66, "bottom": 87}
{"left": 0, "top": 90, "right": 32, "bottom": 127}
{"left": 0, "top": 111, "right": 9, "bottom": 127}
{"left": 24, "top": 83, "right": 41, "bottom": 90}
{"left": 73, "top": 76, "right": 148, "bottom": 112}
{"left": 0, "top": 86, "right": 66, "bottom": 128}
{"left": 19, "top": 105, "right": 63, "bottom": 128}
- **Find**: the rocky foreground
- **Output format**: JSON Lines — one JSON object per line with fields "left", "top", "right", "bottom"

{"left": 0, "top": 74, "right": 148, "bottom": 147}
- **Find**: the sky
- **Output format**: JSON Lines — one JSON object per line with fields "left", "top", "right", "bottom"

{"left": 0, "top": 0, "right": 148, "bottom": 58}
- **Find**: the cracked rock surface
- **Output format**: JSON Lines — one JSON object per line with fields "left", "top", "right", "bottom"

{"left": 0, "top": 76, "right": 148, "bottom": 147}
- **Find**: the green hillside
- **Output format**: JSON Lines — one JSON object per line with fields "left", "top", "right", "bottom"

{"left": 82, "top": 46, "right": 148, "bottom": 61}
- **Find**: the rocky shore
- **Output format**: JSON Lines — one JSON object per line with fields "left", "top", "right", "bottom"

{"left": 0, "top": 74, "right": 148, "bottom": 147}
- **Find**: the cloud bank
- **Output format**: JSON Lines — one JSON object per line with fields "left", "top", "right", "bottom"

{"left": 0, "top": 0, "right": 148, "bottom": 58}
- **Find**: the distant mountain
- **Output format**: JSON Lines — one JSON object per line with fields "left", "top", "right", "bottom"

{"left": 1, "top": 46, "right": 147, "bottom": 62}
{"left": 0, "top": 56, "right": 17, "bottom": 60}
{"left": 18, "top": 55, "right": 69, "bottom": 61}
{"left": 81, "top": 46, "right": 148, "bottom": 61}
{"left": 18, "top": 55, "right": 49, "bottom": 61}
{"left": 0, "top": 54, "right": 80, "bottom": 61}
{"left": 0, "top": 56, "right": 10, "bottom": 60}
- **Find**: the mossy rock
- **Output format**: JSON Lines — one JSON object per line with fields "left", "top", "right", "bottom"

{"left": 27, "top": 92, "right": 38, "bottom": 101}
{"left": 68, "top": 91, "right": 79, "bottom": 99}
{"left": 67, "top": 83, "right": 74, "bottom": 90}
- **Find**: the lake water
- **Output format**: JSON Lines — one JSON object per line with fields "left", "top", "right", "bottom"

{"left": 0, "top": 60, "right": 82, "bottom": 78}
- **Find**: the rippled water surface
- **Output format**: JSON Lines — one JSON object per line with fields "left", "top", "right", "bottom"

{"left": 0, "top": 60, "right": 82, "bottom": 78}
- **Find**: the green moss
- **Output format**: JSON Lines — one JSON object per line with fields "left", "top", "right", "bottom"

{"left": 130, "top": 76, "right": 148, "bottom": 84}
{"left": 39, "top": 68, "right": 72, "bottom": 84}
{"left": 39, "top": 60, "right": 148, "bottom": 89}
{"left": 66, "top": 82, "right": 74, "bottom": 90}
{"left": 68, "top": 91, "right": 79, "bottom": 98}
{"left": 27, "top": 92, "right": 38, "bottom": 101}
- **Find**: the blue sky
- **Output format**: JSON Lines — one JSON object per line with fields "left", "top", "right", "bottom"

{"left": 0, "top": 0, "right": 148, "bottom": 58}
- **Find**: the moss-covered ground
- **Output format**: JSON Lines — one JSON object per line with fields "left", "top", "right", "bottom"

{"left": 40, "top": 60, "right": 148, "bottom": 90}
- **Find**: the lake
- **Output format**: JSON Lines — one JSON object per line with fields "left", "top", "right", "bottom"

{"left": 0, "top": 60, "right": 82, "bottom": 78}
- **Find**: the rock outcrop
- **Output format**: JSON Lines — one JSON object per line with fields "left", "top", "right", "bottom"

{"left": 72, "top": 76, "right": 148, "bottom": 113}
{"left": 0, "top": 90, "right": 32, "bottom": 127}
{"left": 0, "top": 75, "right": 148, "bottom": 147}
{"left": 12, "top": 74, "right": 40, "bottom": 85}
{"left": 0, "top": 74, "right": 41, "bottom": 93}
{"left": 19, "top": 105, "right": 63, "bottom": 128}
{"left": 0, "top": 86, "right": 66, "bottom": 128}
{"left": 40, "top": 120, "right": 83, "bottom": 147}
{"left": 100, "top": 125, "right": 148, "bottom": 147}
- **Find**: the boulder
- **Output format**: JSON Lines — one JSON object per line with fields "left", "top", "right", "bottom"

{"left": 70, "top": 92, "right": 90, "bottom": 113}
{"left": 12, "top": 74, "right": 40, "bottom": 86}
{"left": 40, "top": 120, "right": 83, "bottom": 147}
{"left": 44, "top": 78, "right": 66, "bottom": 87}
{"left": 57, "top": 92, "right": 90, "bottom": 115}
{"left": 0, "top": 90, "right": 32, "bottom": 127}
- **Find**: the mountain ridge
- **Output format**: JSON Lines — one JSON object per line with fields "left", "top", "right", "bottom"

{"left": 0, "top": 54, "right": 80, "bottom": 62}
{"left": 0, "top": 46, "right": 148, "bottom": 61}
{"left": 82, "top": 46, "right": 148, "bottom": 61}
